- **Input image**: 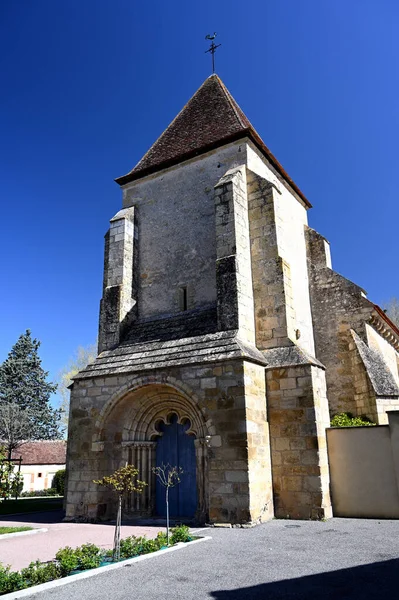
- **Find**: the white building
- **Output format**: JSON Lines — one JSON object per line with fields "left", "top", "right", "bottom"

{"left": 12, "top": 441, "right": 66, "bottom": 493}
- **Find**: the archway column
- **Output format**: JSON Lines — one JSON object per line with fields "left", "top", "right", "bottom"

{"left": 122, "top": 441, "right": 156, "bottom": 515}
{"left": 195, "top": 438, "right": 209, "bottom": 522}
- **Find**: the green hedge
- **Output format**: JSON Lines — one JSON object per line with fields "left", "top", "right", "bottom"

{"left": 21, "top": 489, "right": 60, "bottom": 498}
{"left": 0, "top": 525, "right": 192, "bottom": 595}
{"left": 330, "top": 412, "right": 376, "bottom": 427}
{"left": 51, "top": 470, "right": 66, "bottom": 496}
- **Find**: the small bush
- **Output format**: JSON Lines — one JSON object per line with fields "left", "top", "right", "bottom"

{"left": 119, "top": 532, "right": 169, "bottom": 559}
{"left": 0, "top": 564, "right": 27, "bottom": 594}
{"left": 76, "top": 543, "right": 102, "bottom": 570}
{"left": 140, "top": 538, "right": 161, "bottom": 554}
{"left": 55, "top": 546, "right": 79, "bottom": 576}
{"left": 20, "top": 561, "right": 61, "bottom": 585}
{"left": 171, "top": 524, "right": 191, "bottom": 544}
{"left": 330, "top": 412, "right": 376, "bottom": 428}
{"left": 21, "top": 488, "right": 59, "bottom": 498}
{"left": 155, "top": 531, "right": 168, "bottom": 547}
{"left": 52, "top": 470, "right": 66, "bottom": 496}
{"left": 119, "top": 536, "right": 143, "bottom": 559}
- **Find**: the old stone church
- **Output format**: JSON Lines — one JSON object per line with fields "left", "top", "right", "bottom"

{"left": 66, "top": 74, "right": 399, "bottom": 524}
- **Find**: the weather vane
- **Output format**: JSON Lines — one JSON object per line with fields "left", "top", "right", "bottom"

{"left": 205, "top": 33, "right": 221, "bottom": 74}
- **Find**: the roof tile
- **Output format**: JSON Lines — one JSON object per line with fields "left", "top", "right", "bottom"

{"left": 11, "top": 441, "right": 66, "bottom": 465}
{"left": 115, "top": 75, "right": 310, "bottom": 207}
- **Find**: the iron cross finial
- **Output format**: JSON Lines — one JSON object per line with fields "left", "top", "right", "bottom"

{"left": 205, "top": 33, "right": 221, "bottom": 74}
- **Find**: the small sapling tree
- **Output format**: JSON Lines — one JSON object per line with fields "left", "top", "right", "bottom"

{"left": 94, "top": 464, "right": 147, "bottom": 561}
{"left": 152, "top": 464, "right": 183, "bottom": 546}
{"left": 0, "top": 447, "right": 23, "bottom": 501}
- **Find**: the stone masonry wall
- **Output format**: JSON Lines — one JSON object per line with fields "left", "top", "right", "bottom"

{"left": 266, "top": 364, "right": 332, "bottom": 519}
{"left": 247, "top": 144, "right": 315, "bottom": 355}
{"left": 306, "top": 226, "right": 374, "bottom": 417}
{"left": 348, "top": 335, "right": 378, "bottom": 421}
{"left": 214, "top": 166, "right": 255, "bottom": 344}
{"left": 66, "top": 358, "right": 273, "bottom": 525}
{"left": 120, "top": 142, "right": 247, "bottom": 321}
{"left": 99, "top": 207, "right": 137, "bottom": 352}
{"left": 243, "top": 361, "right": 274, "bottom": 521}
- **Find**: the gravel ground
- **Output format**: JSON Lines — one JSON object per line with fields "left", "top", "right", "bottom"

{"left": 31, "top": 517, "right": 399, "bottom": 600}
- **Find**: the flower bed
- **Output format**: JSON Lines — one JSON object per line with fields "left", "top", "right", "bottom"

{"left": 0, "top": 525, "right": 193, "bottom": 595}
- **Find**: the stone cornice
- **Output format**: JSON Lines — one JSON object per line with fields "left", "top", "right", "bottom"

{"left": 369, "top": 310, "right": 399, "bottom": 353}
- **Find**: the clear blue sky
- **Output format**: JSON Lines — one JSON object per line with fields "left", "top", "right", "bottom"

{"left": 1, "top": 0, "right": 398, "bottom": 405}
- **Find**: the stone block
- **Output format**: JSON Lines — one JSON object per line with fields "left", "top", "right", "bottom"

{"left": 225, "top": 470, "right": 249, "bottom": 483}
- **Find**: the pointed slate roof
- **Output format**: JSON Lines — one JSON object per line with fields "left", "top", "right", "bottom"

{"left": 116, "top": 75, "right": 311, "bottom": 207}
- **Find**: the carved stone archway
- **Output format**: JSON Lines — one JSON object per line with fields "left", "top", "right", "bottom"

{"left": 93, "top": 379, "right": 211, "bottom": 522}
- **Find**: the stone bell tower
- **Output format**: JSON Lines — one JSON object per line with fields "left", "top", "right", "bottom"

{"left": 66, "top": 75, "right": 333, "bottom": 523}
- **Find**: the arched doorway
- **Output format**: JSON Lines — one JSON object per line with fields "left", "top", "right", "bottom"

{"left": 94, "top": 380, "right": 211, "bottom": 522}
{"left": 155, "top": 414, "right": 197, "bottom": 518}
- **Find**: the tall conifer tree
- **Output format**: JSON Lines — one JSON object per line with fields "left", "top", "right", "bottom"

{"left": 0, "top": 330, "right": 60, "bottom": 457}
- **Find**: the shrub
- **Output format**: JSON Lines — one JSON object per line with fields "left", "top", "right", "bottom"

{"left": 76, "top": 543, "right": 102, "bottom": 570}
{"left": 330, "top": 412, "right": 376, "bottom": 427}
{"left": 119, "top": 532, "right": 169, "bottom": 559}
{"left": 140, "top": 538, "right": 161, "bottom": 554}
{"left": 21, "top": 488, "right": 58, "bottom": 498}
{"left": 0, "top": 564, "right": 27, "bottom": 594}
{"left": 20, "top": 561, "right": 61, "bottom": 585}
{"left": 155, "top": 531, "right": 168, "bottom": 547}
{"left": 55, "top": 546, "right": 79, "bottom": 575}
{"left": 119, "top": 536, "right": 143, "bottom": 559}
{"left": 0, "top": 531, "right": 194, "bottom": 595}
{"left": 52, "top": 470, "right": 66, "bottom": 496}
{"left": 171, "top": 524, "right": 191, "bottom": 544}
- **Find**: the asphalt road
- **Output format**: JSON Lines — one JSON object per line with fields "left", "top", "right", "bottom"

{"left": 37, "top": 518, "right": 399, "bottom": 599}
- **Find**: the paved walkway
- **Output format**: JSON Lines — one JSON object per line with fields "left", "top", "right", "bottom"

{"left": 0, "top": 511, "right": 166, "bottom": 570}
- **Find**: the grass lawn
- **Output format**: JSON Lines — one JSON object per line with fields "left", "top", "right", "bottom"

{"left": 0, "top": 526, "right": 33, "bottom": 534}
{"left": 0, "top": 497, "right": 63, "bottom": 515}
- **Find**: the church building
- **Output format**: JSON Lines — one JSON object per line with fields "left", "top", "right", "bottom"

{"left": 65, "top": 74, "right": 399, "bottom": 524}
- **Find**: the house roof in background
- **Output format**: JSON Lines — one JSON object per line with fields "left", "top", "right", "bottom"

{"left": 11, "top": 441, "right": 66, "bottom": 465}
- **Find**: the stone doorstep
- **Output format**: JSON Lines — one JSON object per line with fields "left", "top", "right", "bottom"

{"left": 3, "top": 536, "right": 212, "bottom": 600}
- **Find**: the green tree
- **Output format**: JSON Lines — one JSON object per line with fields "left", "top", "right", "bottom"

{"left": 0, "top": 446, "right": 23, "bottom": 501}
{"left": 57, "top": 343, "right": 97, "bottom": 431}
{"left": 0, "top": 330, "right": 60, "bottom": 458}
{"left": 52, "top": 469, "right": 66, "bottom": 495}
{"left": 0, "top": 403, "right": 34, "bottom": 461}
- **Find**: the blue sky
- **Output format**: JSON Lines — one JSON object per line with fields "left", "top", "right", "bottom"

{"left": 0, "top": 0, "right": 398, "bottom": 405}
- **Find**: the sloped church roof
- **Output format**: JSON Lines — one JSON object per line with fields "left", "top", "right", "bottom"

{"left": 116, "top": 74, "right": 310, "bottom": 207}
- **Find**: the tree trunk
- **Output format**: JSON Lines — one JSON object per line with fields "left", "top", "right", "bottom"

{"left": 113, "top": 496, "right": 122, "bottom": 561}
{"left": 166, "top": 486, "right": 170, "bottom": 546}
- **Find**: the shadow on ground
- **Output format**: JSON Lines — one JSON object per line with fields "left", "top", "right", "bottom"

{"left": 0, "top": 510, "right": 169, "bottom": 529}
{"left": 210, "top": 558, "right": 399, "bottom": 600}
{"left": 0, "top": 510, "right": 66, "bottom": 524}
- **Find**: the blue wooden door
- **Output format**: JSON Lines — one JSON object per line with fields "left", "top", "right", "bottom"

{"left": 155, "top": 414, "right": 197, "bottom": 518}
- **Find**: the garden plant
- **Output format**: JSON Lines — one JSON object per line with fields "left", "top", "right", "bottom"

{"left": 152, "top": 463, "right": 183, "bottom": 546}
{"left": 0, "top": 526, "right": 193, "bottom": 596}
{"left": 93, "top": 464, "right": 147, "bottom": 560}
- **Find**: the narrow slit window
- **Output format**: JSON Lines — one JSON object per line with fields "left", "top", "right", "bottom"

{"left": 179, "top": 286, "right": 188, "bottom": 311}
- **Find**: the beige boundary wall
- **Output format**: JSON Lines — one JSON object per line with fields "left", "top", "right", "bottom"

{"left": 326, "top": 412, "right": 399, "bottom": 518}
